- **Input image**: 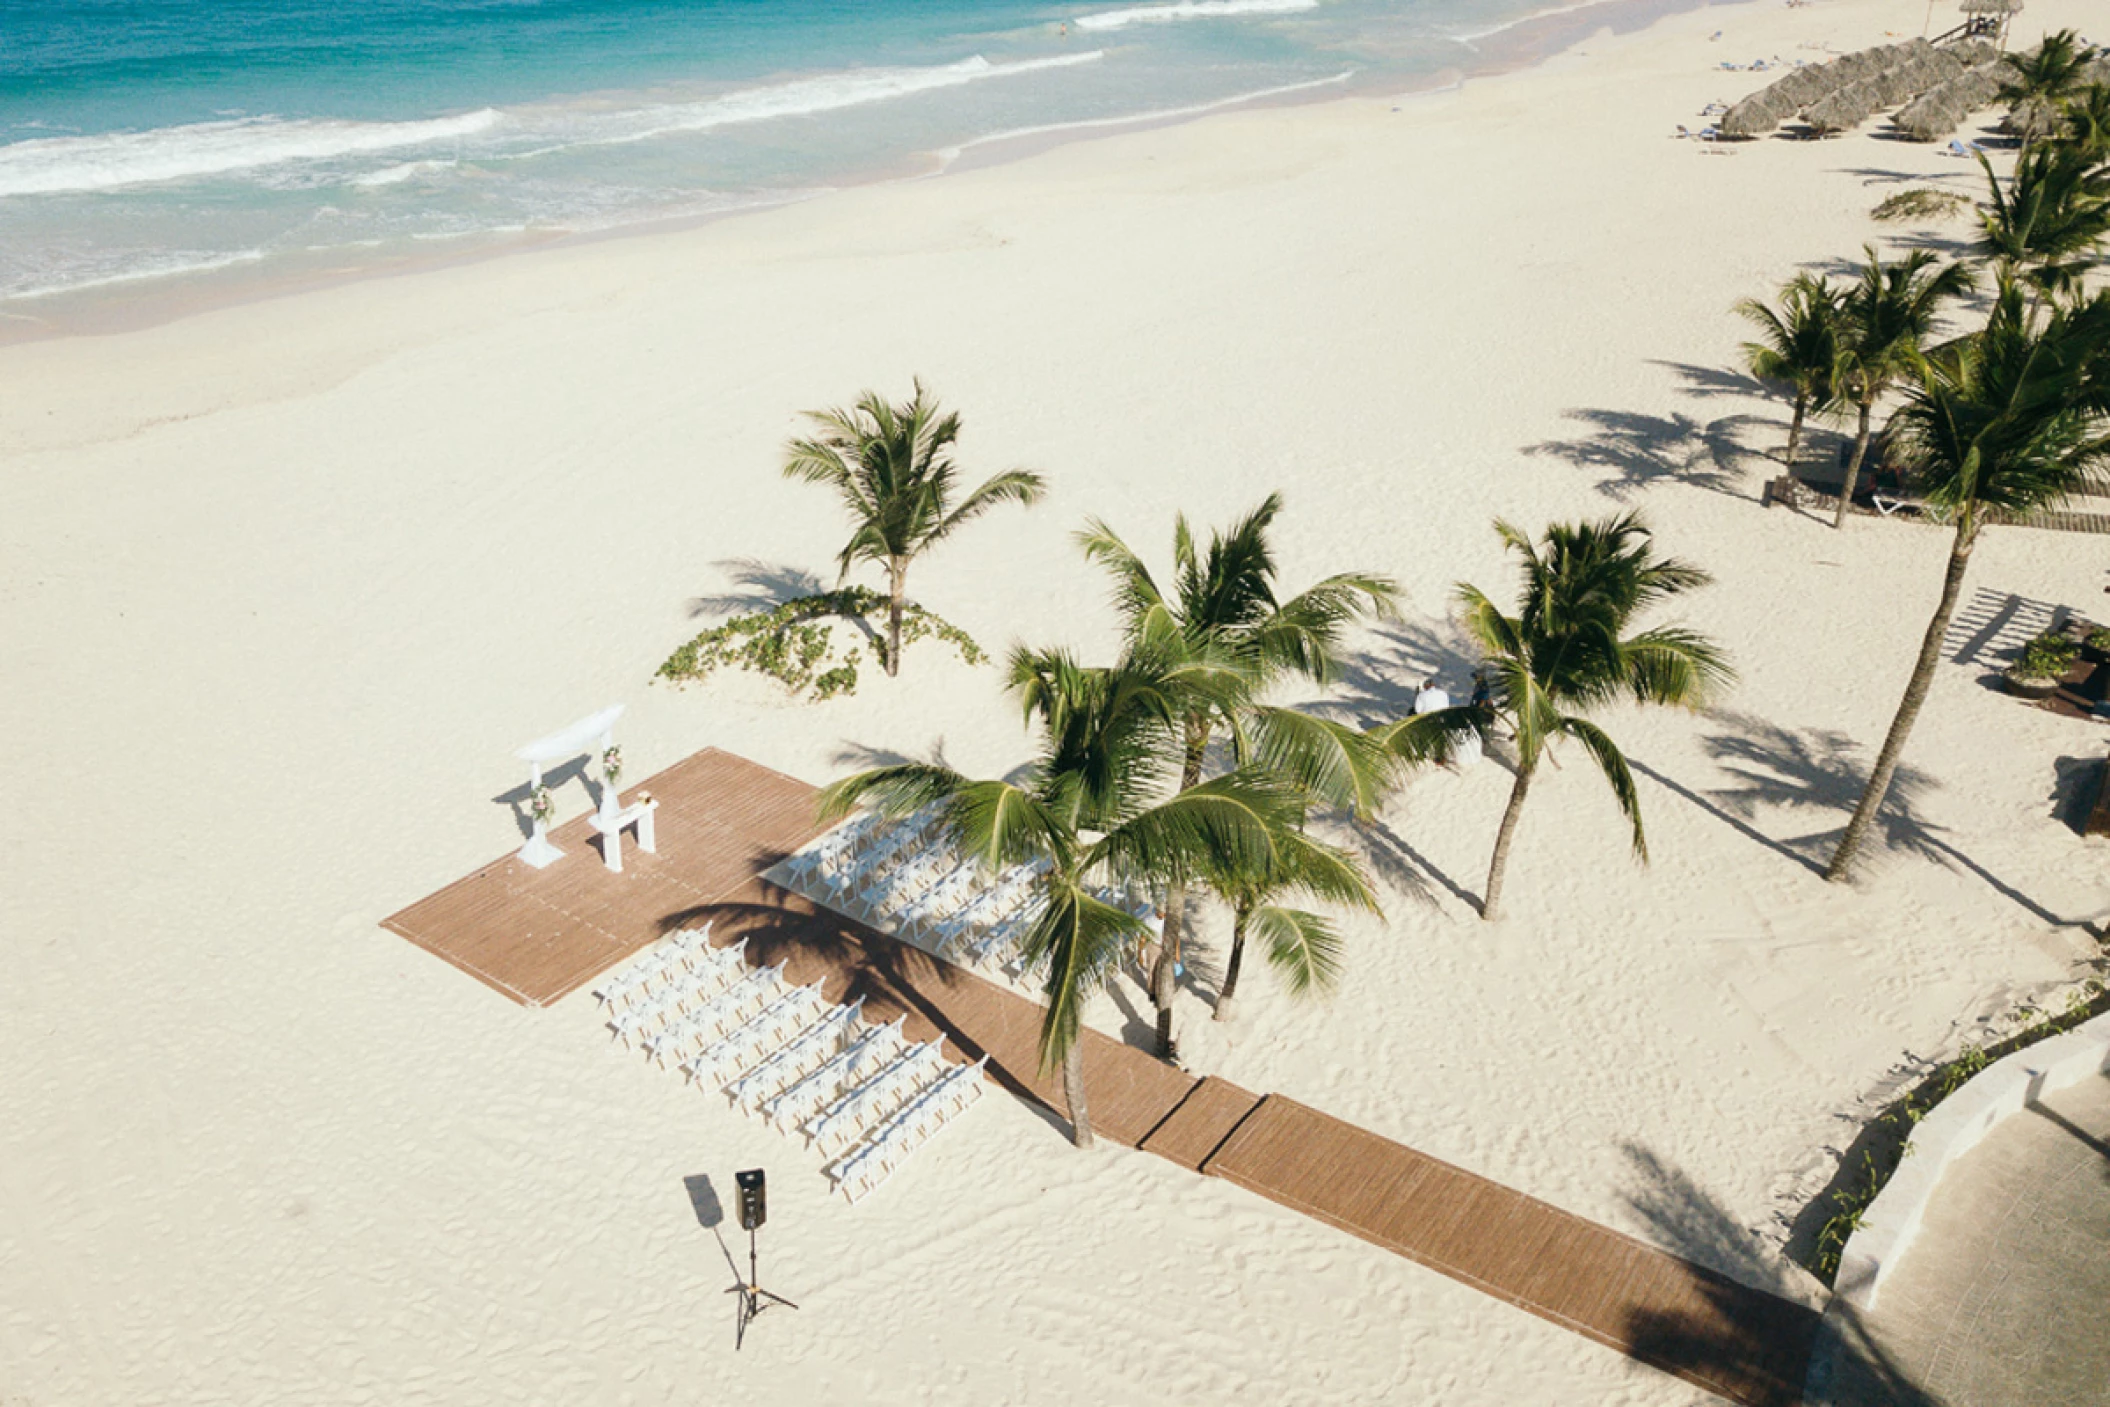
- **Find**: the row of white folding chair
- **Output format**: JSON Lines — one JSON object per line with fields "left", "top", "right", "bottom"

{"left": 840, "top": 812, "right": 944, "bottom": 893}
{"left": 893, "top": 864, "right": 986, "bottom": 944}
{"left": 928, "top": 869, "right": 1037, "bottom": 959}
{"left": 605, "top": 937, "right": 750, "bottom": 1046}
{"left": 834, "top": 1057, "right": 989, "bottom": 1204}
{"left": 763, "top": 1016, "right": 905, "bottom": 1131}
{"left": 965, "top": 903, "right": 1040, "bottom": 967}
{"left": 637, "top": 959, "right": 783, "bottom": 1064}
{"left": 806, "top": 1038, "right": 946, "bottom": 1157}
{"left": 592, "top": 923, "right": 717, "bottom": 1009}
{"left": 857, "top": 841, "right": 958, "bottom": 913}
{"left": 686, "top": 980, "right": 824, "bottom": 1087}
{"left": 724, "top": 998, "right": 865, "bottom": 1109}
{"left": 787, "top": 814, "right": 881, "bottom": 883}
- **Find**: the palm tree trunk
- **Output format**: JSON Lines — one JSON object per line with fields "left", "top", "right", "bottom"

{"left": 1213, "top": 901, "right": 1251, "bottom": 1023}
{"left": 1148, "top": 718, "right": 1213, "bottom": 1061}
{"left": 1061, "top": 1043, "right": 1095, "bottom": 1150}
{"left": 1481, "top": 762, "right": 1535, "bottom": 921}
{"left": 1784, "top": 394, "right": 1808, "bottom": 473}
{"left": 885, "top": 558, "right": 906, "bottom": 676}
{"left": 1831, "top": 399, "right": 1874, "bottom": 530}
{"left": 1825, "top": 520, "right": 1979, "bottom": 882}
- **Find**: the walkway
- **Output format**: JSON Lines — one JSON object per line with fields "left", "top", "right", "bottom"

{"left": 383, "top": 747, "right": 1819, "bottom": 1406}
{"left": 1823, "top": 1074, "right": 2110, "bottom": 1407}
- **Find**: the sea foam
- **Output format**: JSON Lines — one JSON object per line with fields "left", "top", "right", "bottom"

{"left": 0, "top": 110, "right": 501, "bottom": 198}
{"left": 1074, "top": 0, "right": 1319, "bottom": 32}
{"left": 548, "top": 51, "right": 1110, "bottom": 152}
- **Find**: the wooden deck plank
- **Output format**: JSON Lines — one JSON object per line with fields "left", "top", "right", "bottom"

{"left": 1138, "top": 1077, "right": 1264, "bottom": 1171}
{"left": 1201, "top": 1097, "right": 1818, "bottom": 1407}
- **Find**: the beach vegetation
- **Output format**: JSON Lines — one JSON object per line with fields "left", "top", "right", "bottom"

{"left": 817, "top": 639, "right": 1321, "bottom": 1147}
{"left": 1373, "top": 515, "right": 1732, "bottom": 921}
{"left": 1870, "top": 188, "right": 1973, "bottom": 224}
{"left": 1995, "top": 29, "right": 2096, "bottom": 141}
{"left": 1077, "top": 494, "right": 1398, "bottom": 1052}
{"left": 1736, "top": 271, "right": 1845, "bottom": 477}
{"left": 656, "top": 586, "right": 985, "bottom": 700}
{"left": 1806, "top": 979, "right": 2106, "bottom": 1281}
{"left": 1828, "top": 246, "right": 1975, "bottom": 531}
{"left": 1826, "top": 280, "right": 2110, "bottom": 881}
{"left": 782, "top": 379, "right": 1046, "bottom": 677}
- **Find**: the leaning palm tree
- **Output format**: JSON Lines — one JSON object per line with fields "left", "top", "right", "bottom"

{"left": 1974, "top": 145, "right": 2110, "bottom": 299}
{"left": 1077, "top": 494, "right": 1398, "bottom": 1055}
{"left": 817, "top": 642, "right": 1312, "bottom": 1147}
{"left": 1201, "top": 821, "right": 1377, "bottom": 1024}
{"left": 1826, "top": 282, "right": 2110, "bottom": 882}
{"left": 1737, "top": 272, "right": 1845, "bottom": 477}
{"left": 1375, "top": 515, "right": 1734, "bottom": 921}
{"left": 783, "top": 380, "right": 1046, "bottom": 675}
{"left": 1829, "top": 247, "right": 1976, "bottom": 530}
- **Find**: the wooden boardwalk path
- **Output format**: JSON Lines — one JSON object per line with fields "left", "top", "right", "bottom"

{"left": 382, "top": 747, "right": 1818, "bottom": 1405}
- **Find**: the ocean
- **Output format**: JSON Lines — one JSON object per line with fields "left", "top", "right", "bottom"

{"left": 0, "top": 0, "right": 1646, "bottom": 312}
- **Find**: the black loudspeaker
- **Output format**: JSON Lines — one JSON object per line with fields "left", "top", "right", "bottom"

{"left": 735, "top": 1168, "right": 767, "bottom": 1231}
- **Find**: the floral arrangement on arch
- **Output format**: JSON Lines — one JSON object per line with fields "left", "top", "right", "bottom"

{"left": 529, "top": 784, "right": 557, "bottom": 829}
{"left": 602, "top": 744, "right": 624, "bottom": 786}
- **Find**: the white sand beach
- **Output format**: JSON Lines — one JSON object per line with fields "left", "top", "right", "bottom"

{"left": 3, "top": 0, "right": 2104, "bottom": 1400}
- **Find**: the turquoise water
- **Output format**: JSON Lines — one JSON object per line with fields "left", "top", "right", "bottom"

{"left": 0, "top": 0, "right": 1613, "bottom": 305}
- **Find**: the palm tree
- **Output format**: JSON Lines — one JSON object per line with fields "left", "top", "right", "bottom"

{"left": 1826, "top": 283, "right": 2110, "bottom": 882}
{"left": 1829, "top": 247, "right": 1975, "bottom": 530}
{"left": 1736, "top": 272, "right": 1845, "bottom": 477}
{"left": 1076, "top": 494, "right": 1398, "bottom": 1056}
{"left": 1974, "top": 145, "right": 2110, "bottom": 299}
{"left": 2056, "top": 83, "right": 2110, "bottom": 163}
{"left": 1996, "top": 29, "right": 2094, "bottom": 142}
{"left": 1202, "top": 821, "right": 1377, "bottom": 1024}
{"left": 783, "top": 380, "right": 1047, "bottom": 676}
{"left": 1374, "top": 515, "right": 1734, "bottom": 921}
{"left": 817, "top": 642, "right": 1313, "bottom": 1147}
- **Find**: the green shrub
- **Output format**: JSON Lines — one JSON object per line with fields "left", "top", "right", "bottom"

{"left": 2015, "top": 629, "right": 2081, "bottom": 679}
{"left": 655, "top": 587, "right": 985, "bottom": 700}
{"left": 2087, "top": 627, "right": 2110, "bottom": 653}
{"left": 1871, "top": 188, "right": 1974, "bottom": 223}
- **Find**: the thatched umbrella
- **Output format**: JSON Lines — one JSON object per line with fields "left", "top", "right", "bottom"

{"left": 1804, "top": 78, "right": 1883, "bottom": 133}
{"left": 1893, "top": 90, "right": 1966, "bottom": 140}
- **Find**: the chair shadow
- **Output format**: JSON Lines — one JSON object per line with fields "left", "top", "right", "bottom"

{"left": 491, "top": 754, "right": 591, "bottom": 840}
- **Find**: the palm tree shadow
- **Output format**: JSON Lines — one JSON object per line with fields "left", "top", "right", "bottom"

{"left": 1617, "top": 1144, "right": 1937, "bottom": 1407}
{"left": 1636, "top": 711, "right": 2089, "bottom": 928}
{"left": 1523, "top": 407, "right": 1774, "bottom": 502}
{"left": 1651, "top": 359, "right": 1770, "bottom": 401}
{"left": 687, "top": 558, "right": 829, "bottom": 620}
{"left": 1356, "top": 816, "right": 1476, "bottom": 911}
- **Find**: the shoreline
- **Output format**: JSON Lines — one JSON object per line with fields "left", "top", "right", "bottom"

{"left": 0, "top": 0, "right": 1752, "bottom": 346}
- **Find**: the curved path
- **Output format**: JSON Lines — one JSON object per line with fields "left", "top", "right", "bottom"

{"left": 1825, "top": 1074, "right": 2110, "bottom": 1407}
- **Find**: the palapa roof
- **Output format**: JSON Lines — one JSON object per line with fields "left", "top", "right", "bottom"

{"left": 1957, "top": 0, "right": 2020, "bottom": 14}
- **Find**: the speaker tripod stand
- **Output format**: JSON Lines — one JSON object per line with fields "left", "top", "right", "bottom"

{"left": 726, "top": 1223, "right": 797, "bottom": 1349}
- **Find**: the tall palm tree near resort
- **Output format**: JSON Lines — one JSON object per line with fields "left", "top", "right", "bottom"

{"left": 783, "top": 379, "right": 1047, "bottom": 676}
{"left": 1828, "top": 247, "right": 1975, "bottom": 530}
{"left": 1736, "top": 271, "right": 1845, "bottom": 478}
{"left": 1826, "top": 283, "right": 2110, "bottom": 881}
{"left": 1076, "top": 493, "right": 1398, "bottom": 1056}
{"left": 1974, "top": 144, "right": 2110, "bottom": 300}
{"left": 817, "top": 640, "right": 1314, "bottom": 1148}
{"left": 1375, "top": 515, "right": 1734, "bottom": 921}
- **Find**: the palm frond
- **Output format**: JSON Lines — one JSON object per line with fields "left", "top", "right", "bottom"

{"left": 1244, "top": 906, "right": 1345, "bottom": 997}
{"left": 1557, "top": 716, "right": 1647, "bottom": 861}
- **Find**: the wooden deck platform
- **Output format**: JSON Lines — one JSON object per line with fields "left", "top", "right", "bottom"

{"left": 1203, "top": 1098, "right": 1819, "bottom": 1407}
{"left": 381, "top": 748, "right": 830, "bottom": 1005}
{"left": 381, "top": 745, "right": 1818, "bottom": 1404}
